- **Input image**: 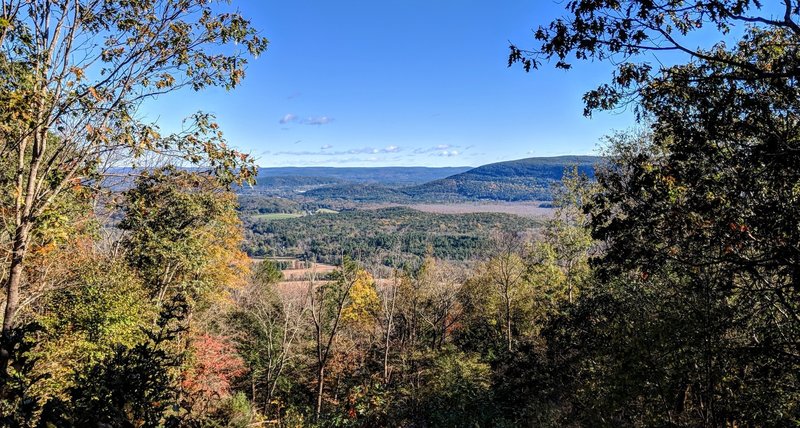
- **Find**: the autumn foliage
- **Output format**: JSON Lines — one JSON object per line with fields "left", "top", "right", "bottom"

{"left": 183, "top": 333, "right": 247, "bottom": 412}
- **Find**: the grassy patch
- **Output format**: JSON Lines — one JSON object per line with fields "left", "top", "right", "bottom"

{"left": 315, "top": 208, "right": 339, "bottom": 214}
{"left": 252, "top": 212, "right": 304, "bottom": 220}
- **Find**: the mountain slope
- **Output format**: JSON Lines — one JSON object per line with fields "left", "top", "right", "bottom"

{"left": 256, "top": 166, "right": 472, "bottom": 187}
{"left": 403, "top": 156, "right": 600, "bottom": 201}
{"left": 301, "top": 183, "right": 409, "bottom": 202}
{"left": 246, "top": 166, "right": 473, "bottom": 197}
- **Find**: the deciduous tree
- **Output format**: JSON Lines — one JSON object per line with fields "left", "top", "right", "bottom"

{"left": 0, "top": 0, "right": 265, "bottom": 372}
{"left": 118, "top": 167, "right": 248, "bottom": 308}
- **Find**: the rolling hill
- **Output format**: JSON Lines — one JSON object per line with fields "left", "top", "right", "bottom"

{"left": 245, "top": 166, "right": 472, "bottom": 197}
{"left": 403, "top": 156, "right": 600, "bottom": 201}
{"left": 302, "top": 183, "right": 409, "bottom": 202}
{"left": 243, "top": 156, "right": 601, "bottom": 201}
{"left": 256, "top": 166, "right": 471, "bottom": 186}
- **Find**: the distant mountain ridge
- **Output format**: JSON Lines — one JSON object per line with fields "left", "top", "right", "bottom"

{"left": 256, "top": 166, "right": 472, "bottom": 186}
{"left": 247, "top": 156, "right": 602, "bottom": 201}
{"left": 405, "top": 156, "right": 599, "bottom": 201}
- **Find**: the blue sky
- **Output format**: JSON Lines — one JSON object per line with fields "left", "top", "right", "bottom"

{"left": 142, "top": 0, "right": 639, "bottom": 167}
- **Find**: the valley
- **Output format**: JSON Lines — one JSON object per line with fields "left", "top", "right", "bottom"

{"left": 241, "top": 155, "right": 600, "bottom": 202}
{"left": 238, "top": 156, "right": 592, "bottom": 268}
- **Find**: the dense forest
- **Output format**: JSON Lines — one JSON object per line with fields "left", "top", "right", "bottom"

{"left": 243, "top": 207, "right": 542, "bottom": 265}
{"left": 1, "top": 0, "right": 800, "bottom": 427}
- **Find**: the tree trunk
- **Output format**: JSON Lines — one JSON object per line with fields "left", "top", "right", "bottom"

{"left": 251, "top": 376, "right": 257, "bottom": 406}
{"left": 333, "top": 372, "right": 340, "bottom": 404}
{"left": 566, "top": 260, "right": 574, "bottom": 304}
{"left": 2, "top": 227, "right": 28, "bottom": 332}
{"left": 0, "top": 224, "right": 30, "bottom": 373}
{"left": 383, "top": 278, "right": 397, "bottom": 384}
{"left": 504, "top": 286, "right": 512, "bottom": 352}
{"left": 506, "top": 308, "right": 513, "bottom": 352}
{"left": 2, "top": 127, "right": 45, "bottom": 372}
{"left": 315, "top": 365, "right": 325, "bottom": 421}
{"left": 383, "top": 331, "right": 392, "bottom": 383}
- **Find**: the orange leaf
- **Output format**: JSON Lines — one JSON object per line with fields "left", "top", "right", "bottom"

{"left": 88, "top": 86, "right": 102, "bottom": 102}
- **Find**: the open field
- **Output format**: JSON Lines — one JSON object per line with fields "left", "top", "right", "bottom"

{"left": 315, "top": 208, "right": 339, "bottom": 214}
{"left": 251, "top": 212, "right": 305, "bottom": 220}
{"left": 252, "top": 257, "right": 337, "bottom": 281}
{"left": 282, "top": 262, "right": 337, "bottom": 281}
{"left": 364, "top": 202, "right": 554, "bottom": 218}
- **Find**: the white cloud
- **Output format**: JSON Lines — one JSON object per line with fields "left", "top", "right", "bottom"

{"left": 280, "top": 113, "right": 335, "bottom": 126}
{"left": 304, "top": 116, "right": 334, "bottom": 125}
{"left": 414, "top": 144, "right": 462, "bottom": 155}
{"left": 275, "top": 145, "right": 403, "bottom": 156}
{"left": 279, "top": 113, "right": 298, "bottom": 124}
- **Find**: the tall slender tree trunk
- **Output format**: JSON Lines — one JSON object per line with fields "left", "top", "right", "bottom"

{"left": 1, "top": 128, "right": 42, "bottom": 373}
{"left": 315, "top": 365, "right": 325, "bottom": 421}
{"left": 506, "top": 306, "right": 513, "bottom": 352}
{"left": 2, "top": 227, "right": 28, "bottom": 334}
{"left": 504, "top": 285, "right": 512, "bottom": 352}
{"left": 383, "top": 277, "right": 397, "bottom": 383}
{"left": 566, "top": 261, "right": 574, "bottom": 304}
{"left": 383, "top": 331, "right": 392, "bottom": 383}
{"left": 0, "top": 226, "right": 32, "bottom": 376}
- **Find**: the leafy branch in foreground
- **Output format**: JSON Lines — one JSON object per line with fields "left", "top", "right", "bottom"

{"left": 509, "top": 0, "right": 800, "bottom": 115}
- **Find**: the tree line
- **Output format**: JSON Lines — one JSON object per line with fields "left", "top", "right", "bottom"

{"left": 243, "top": 207, "right": 541, "bottom": 266}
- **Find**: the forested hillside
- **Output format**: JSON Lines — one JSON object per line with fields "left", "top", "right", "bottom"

{"left": 300, "top": 183, "right": 409, "bottom": 203}
{"left": 246, "top": 166, "right": 471, "bottom": 198}
{"left": 2, "top": 1, "right": 800, "bottom": 427}
{"left": 257, "top": 166, "right": 472, "bottom": 186}
{"left": 405, "top": 155, "right": 598, "bottom": 201}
